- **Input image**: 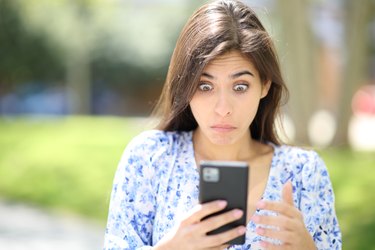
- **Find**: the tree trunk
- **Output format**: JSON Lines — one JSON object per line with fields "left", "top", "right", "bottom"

{"left": 276, "top": 0, "right": 318, "bottom": 145}
{"left": 66, "top": 48, "right": 91, "bottom": 115}
{"left": 334, "top": 0, "right": 372, "bottom": 146}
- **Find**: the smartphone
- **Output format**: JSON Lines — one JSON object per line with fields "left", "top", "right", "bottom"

{"left": 199, "top": 160, "right": 249, "bottom": 245}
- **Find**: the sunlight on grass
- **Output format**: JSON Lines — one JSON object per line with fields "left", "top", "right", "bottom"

{"left": 0, "top": 116, "right": 147, "bottom": 222}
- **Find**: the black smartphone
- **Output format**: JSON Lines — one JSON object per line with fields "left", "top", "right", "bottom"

{"left": 199, "top": 160, "right": 249, "bottom": 245}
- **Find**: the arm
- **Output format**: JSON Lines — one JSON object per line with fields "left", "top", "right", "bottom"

{"left": 104, "top": 134, "right": 157, "bottom": 250}
{"left": 301, "top": 153, "right": 342, "bottom": 250}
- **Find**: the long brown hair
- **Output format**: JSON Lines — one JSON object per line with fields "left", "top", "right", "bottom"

{"left": 152, "top": 0, "right": 288, "bottom": 145}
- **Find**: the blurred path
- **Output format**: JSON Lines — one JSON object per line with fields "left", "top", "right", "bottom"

{"left": 0, "top": 199, "right": 105, "bottom": 250}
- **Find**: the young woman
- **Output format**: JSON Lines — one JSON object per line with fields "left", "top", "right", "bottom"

{"left": 104, "top": 0, "right": 342, "bottom": 249}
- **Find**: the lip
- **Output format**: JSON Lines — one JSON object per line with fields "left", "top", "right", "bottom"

{"left": 210, "top": 124, "right": 237, "bottom": 132}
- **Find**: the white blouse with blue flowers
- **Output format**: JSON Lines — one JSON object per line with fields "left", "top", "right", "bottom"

{"left": 104, "top": 130, "right": 342, "bottom": 250}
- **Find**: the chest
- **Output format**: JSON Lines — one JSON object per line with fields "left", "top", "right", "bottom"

{"left": 152, "top": 163, "right": 274, "bottom": 228}
{"left": 242, "top": 162, "right": 272, "bottom": 222}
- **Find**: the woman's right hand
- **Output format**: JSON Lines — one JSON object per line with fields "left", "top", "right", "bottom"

{"left": 153, "top": 200, "right": 246, "bottom": 250}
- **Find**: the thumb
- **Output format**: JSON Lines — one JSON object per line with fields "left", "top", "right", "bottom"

{"left": 282, "top": 181, "right": 294, "bottom": 206}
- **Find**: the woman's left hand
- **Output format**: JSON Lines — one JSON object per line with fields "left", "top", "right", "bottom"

{"left": 251, "top": 181, "right": 316, "bottom": 250}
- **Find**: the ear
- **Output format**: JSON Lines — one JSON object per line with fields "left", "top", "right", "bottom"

{"left": 260, "top": 80, "right": 272, "bottom": 99}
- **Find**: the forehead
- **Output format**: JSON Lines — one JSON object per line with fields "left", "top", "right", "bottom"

{"left": 203, "top": 50, "right": 256, "bottom": 72}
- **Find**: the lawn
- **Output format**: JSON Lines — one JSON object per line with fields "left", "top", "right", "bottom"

{"left": 0, "top": 116, "right": 374, "bottom": 249}
{"left": 0, "top": 116, "right": 146, "bottom": 221}
{"left": 319, "top": 148, "right": 375, "bottom": 249}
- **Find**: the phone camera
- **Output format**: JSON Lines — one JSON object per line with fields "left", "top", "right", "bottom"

{"left": 203, "top": 167, "right": 220, "bottom": 182}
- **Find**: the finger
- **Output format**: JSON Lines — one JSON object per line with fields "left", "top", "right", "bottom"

{"left": 256, "top": 200, "right": 301, "bottom": 219}
{"left": 207, "top": 244, "right": 230, "bottom": 250}
{"left": 259, "top": 241, "right": 285, "bottom": 249}
{"left": 203, "top": 226, "right": 246, "bottom": 247}
{"left": 282, "top": 181, "right": 294, "bottom": 206}
{"left": 199, "top": 209, "right": 244, "bottom": 234}
{"left": 256, "top": 226, "right": 293, "bottom": 244}
{"left": 251, "top": 214, "right": 296, "bottom": 230}
{"left": 181, "top": 200, "right": 227, "bottom": 225}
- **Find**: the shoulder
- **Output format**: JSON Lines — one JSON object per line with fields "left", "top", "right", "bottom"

{"left": 274, "top": 144, "right": 321, "bottom": 164}
{"left": 115, "top": 130, "right": 192, "bottom": 182}
{"left": 126, "top": 130, "right": 192, "bottom": 152}
{"left": 122, "top": 130, "right": 193, "bottom": 165}
{"left": 272, "top": 144, "right": 327, "bottom": 180}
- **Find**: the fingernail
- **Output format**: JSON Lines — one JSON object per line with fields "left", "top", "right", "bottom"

{"left": 218, "top": 200, "right": 227, "bottom": 208}
{"left": 260, "top": 241, "right": 268, "bottom": 247}
{"left": 256, "top": 227, "right": 265, "bottom": 235}
{"left": 256, "top": 201, "right": 266, "bottom": 209}
{"left": 233, "top": 209, "right": 243, "bottom": 218}
{"left": 238, "top": 226, "right": 246, "bottom": 234}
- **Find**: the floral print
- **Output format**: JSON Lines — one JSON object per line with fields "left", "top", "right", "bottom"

{"left": 104, "top": 130, "right": 341, "bottom": 250}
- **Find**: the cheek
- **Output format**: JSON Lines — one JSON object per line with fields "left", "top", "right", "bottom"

{"left": 189, "top": 98, "right": 200, "bottom": 120}
{"left": 189, "top": 96, "right": 209, "bottom": 123}
{"left": 239, "top": 99, "right": 260, "bottom": 123}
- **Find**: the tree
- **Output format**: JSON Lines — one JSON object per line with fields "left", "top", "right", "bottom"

{"left": 0, "top": 0, "right": 63, "bottom": 87}
{"left": 334, "top": 0, "right": 374, "bottom": 146}
{"left": 276, "top": 0, "right": 317, "bottom": 145}
{"left": 8, "top": 0, "right": 198, "bottom": 114}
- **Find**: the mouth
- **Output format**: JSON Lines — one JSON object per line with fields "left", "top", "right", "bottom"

{"left": 210, "top": 124, "right": 237, "bottom": 132}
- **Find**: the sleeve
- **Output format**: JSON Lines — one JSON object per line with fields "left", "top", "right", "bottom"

{"left": 300, "top": 152, "right": 342, "bottom": 250}
{"left": 103, "top": 131, "right": 162, "bottom": 250}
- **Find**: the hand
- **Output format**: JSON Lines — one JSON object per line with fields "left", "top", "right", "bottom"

{"left": 251, "top": 182, "right": 316, "bottom": 250}
{"left": 154, "top": 200, "right": 246, "bottom": 250}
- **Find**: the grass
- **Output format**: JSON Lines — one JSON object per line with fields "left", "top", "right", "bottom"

{"left": 0, "top": 116, "right": 146, "bottom": 223}
{"left": 0, "top": 116, "right": 374, "bottom": 249}
{"left": 319, "top": 148, "right": 375, "bottom": 250}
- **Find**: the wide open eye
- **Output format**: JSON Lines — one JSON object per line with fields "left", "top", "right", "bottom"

{"left": 233, "top": 83, "right": 249, "bottom": 92}
{"left": 198, "top": 82, "right": 213, "bottom": 92}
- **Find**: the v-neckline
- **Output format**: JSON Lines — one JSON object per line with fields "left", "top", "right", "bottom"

{"left": 187, "top": 130, "right": 278, "bottom": 227}
{"left": 246, "top": 143, "right": 278, "bottom": 228}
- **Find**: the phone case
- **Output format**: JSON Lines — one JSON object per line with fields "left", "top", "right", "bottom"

{"left": 199, "top": 160, "right": 249, "bottom": 245}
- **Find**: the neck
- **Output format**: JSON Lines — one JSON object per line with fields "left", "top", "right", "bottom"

{"left": 193, "top": 128, "right": 257, "bottom": 161}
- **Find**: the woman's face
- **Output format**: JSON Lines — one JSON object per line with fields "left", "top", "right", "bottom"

{"left": 190, "top": 50, "right": 270, "bottom": 145}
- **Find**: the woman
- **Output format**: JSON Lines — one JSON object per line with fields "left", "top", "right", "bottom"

{"left": 104, "top": 0, "right": 342, "bottom": 249}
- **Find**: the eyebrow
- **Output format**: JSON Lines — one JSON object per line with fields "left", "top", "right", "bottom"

{"left": 231, "top": 70, "right": 254, "bottom": 79}
{"left": 201, "top": 70, "right": 254, "bottom": 79}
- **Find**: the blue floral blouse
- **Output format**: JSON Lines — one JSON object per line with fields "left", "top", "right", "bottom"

{"left": 104, "top": 130, "right": 342, "bottom": 250}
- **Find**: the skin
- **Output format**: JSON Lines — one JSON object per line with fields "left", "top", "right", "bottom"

{"left": 190, "top": 51, "right": 270, "bottom": 150}
{"left": 154, "top": 50, "right": 316, "bottom": 250}
{"left": 253, "top": 182, "right": 316, "bottom": 250}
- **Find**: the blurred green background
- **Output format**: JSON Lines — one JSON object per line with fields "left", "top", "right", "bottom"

{"left": 1, "top": 116, "right": 375, "bottom": 249}
{"left": 1, "top": 0, "right": 375, "bottom": 249}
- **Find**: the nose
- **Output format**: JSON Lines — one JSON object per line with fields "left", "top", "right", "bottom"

{"left": 214, "top": 91, "right": 233, "bottom": 117}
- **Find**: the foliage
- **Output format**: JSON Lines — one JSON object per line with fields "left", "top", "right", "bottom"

{"left": 0, "top": 0, "right": 200, "bottom": 114}
{"left": 0, "top": 116, "right": 375, "bottom": 249}
{"left": 0, "top": 0, "right": 64, "bottom": 84}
